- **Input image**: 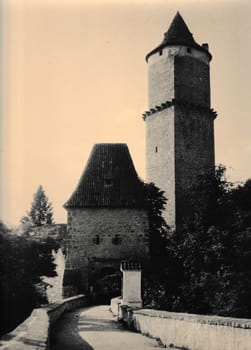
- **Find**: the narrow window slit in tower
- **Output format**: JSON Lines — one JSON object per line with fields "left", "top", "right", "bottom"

{"left": 94, "top": 235, "right": 100, "bottom": 245}
{"left": 159, "top": 49, "right": 163, "bottom": 56}
{"left": 155, "top": 146, "right": 158, "bottom": 153}
{"left": 187, "top": 47, "right": 191, "bottom": 53}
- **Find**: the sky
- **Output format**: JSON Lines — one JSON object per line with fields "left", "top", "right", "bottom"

{"left": 1, "top": 0, "right": 251, "bottom": 226}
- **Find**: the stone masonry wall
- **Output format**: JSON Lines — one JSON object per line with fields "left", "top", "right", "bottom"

{"left": 175, "top": 105, "right": 215, "bottom": 221}
{"left": 43, "top": 248, "right": 65, "bottom": 303}
{"left": 27, "top": 224, "right": 67, "bottom": 247}
{"left": 131, "top": 309, "right": 251, "bottom": 350}
{"left": 148, "top": 48, "right": 174, "bottom": 108}
{"left": 148, "top": 46, "right": 209, "bottom": 110}
{"left": 146, "top": 45, "right": 213, "bottom": 228}
{"left": 24, "top": 225, "right": 67, "bottom": 303}
{"left": 145, "top": 108, "right": 175, "bottom": 227}
{"left": 174, "top": 55, "right": 210, "bottom": 107}
{"left": 0, "top": 295, "right": 87, "bottom": 350}
{"left": 64, "top": 208, "right": 149, "bottom": 295}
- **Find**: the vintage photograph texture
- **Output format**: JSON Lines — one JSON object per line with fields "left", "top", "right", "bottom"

{"left": 0, "top": 0, "right": 251, "bottom": 349}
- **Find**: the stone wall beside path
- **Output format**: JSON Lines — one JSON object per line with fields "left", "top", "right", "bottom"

{"left": 118, "top": 306, "right": 251, "bottom": 350}
{"left": 0, "top": 295, "right": 87, "bottom": 350}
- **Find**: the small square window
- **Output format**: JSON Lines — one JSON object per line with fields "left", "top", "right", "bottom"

{"left": 187, "top": 47, "right": 191, "bottom": 53}
{"left": 104, "top": 178, "right": 112, "bottom": 186}
{"left": 112, "top": 234, "right": 121, "bottom": 245}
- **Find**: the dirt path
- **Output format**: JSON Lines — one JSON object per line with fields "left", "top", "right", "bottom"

{"left": 50, "top": 305, "right": 164, "bottom": 350}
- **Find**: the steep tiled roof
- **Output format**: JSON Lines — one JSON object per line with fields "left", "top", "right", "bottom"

{"left": 64, "top": 143, "right": 145, "bottom": 208}
{"left": 146, "top": 12, "right": 211, "bottom": 61}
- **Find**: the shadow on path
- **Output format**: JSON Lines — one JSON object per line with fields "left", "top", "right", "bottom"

{"left": 50, "top": 308, "right": 95, "bottom": 350}
{"left": 50, "top": 305, "right": 165, "bottom": 350}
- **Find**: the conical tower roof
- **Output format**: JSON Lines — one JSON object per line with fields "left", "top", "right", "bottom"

{"left": 64, "top": 143, "right": 145, "bottom": 208}
{"left": 146, "top": 12, "right": 211, "bottom": 61}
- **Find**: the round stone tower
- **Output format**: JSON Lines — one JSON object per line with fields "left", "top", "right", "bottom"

{"left": 144, "top": 12, "right": 217, "bottom": 228}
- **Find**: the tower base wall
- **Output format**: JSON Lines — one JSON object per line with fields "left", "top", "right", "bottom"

{"left": 63, "top": 208, "right": 149, "bottom": 297}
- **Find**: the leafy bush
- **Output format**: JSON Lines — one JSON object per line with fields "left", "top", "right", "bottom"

{"left": 93, "top": 273, "right": 121, "bottom": 304}
{"left": 143, "top": 167, "right": 251, "bottom": 318}
{"left": 0, "top": 223, "right": 57, "bottom": 336}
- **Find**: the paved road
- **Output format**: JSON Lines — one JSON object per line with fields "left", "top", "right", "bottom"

{"left": 50, "top": 305, "right": 165, "bottom": 350}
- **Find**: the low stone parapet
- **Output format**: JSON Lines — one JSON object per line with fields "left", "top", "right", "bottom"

{"left": 122, "top": 308, "right": 251, "bottom": 350}
{"left": 110, "top": 296, "right": 122, "bottom": 316}
{"left": 47, "top": 294, "right": 86, "bottom": 324}
{"left": 0, "top": 294, "right": 87, "bottom": 350}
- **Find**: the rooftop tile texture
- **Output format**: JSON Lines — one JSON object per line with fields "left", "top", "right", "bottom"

{"left": 64, "top": 143, "right": 145, "bottom": 208}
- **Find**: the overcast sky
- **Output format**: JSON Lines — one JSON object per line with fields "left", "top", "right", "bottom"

{"left": 1, "top": 0, "right": 251, "bottom": 226}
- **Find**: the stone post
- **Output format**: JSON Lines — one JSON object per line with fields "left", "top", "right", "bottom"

{"left": 120, "top": 261, "right": 142, "bottom": 308}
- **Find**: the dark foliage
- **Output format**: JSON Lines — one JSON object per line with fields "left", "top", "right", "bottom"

{"left": 62, "top": 268, "right": 84, "bottom": 296}
{"left": 143, "top": 166, "right": 251, "bottom": 318}
{"left": 21, "top": 185, "right": 54, "bottom": 226}
{"left": 92, "top": 273, "right": 121, "bottom": 304}
{"left": 141, "top": 182, "right": 183, "bottom": 310}
{"left": 0, "top": 224, "right": 57, "bottom": 336}
{"left": 142, "top": 182, "right": 169, "bottom": 268}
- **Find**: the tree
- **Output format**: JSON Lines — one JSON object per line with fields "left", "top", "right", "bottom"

{"left": 142, "top": 167, "right": 251, "bottom": 318}
{"left": 167, "top": 169, "right": 251, "bottom": 316}
{"left": 0, "top": 222, "right": 57, "bottom": 335}
{"left": 140, "top": 182, "right": 178, "bottom": 309}
{"left": 142, "top": 182, "right": 169, "bottom": 268}
{"left": 21, "top": 186, "right": 54, "bottom": 226}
